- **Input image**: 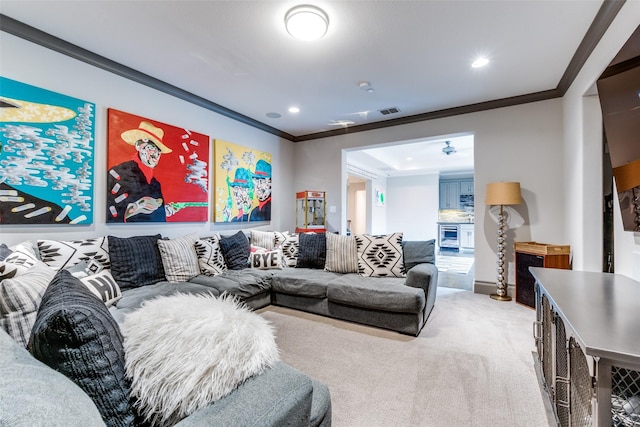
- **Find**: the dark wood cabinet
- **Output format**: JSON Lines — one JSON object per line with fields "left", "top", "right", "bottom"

{"left": 514, "top": 242, "right": 570, "bottom": 308}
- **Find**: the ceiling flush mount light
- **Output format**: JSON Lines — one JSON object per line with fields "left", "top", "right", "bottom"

{"left": 442, "top": 141, "right": 456, "bottom": 155}
{"left": 472, "top": 57, "right": 489, "bottom": 68}
{"left": 285, "top": 5, "right": 329, "bottom": 41}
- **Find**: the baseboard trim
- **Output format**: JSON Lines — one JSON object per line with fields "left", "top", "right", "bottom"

{"left": 473, "top": 281, "right": 515, "bottom": 297}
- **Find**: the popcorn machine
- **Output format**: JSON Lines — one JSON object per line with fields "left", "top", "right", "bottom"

{"left": 295, "top": 191, "right": 326, "bottom": 233}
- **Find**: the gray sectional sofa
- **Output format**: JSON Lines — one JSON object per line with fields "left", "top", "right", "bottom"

{"left": 0, "top": 231, "right": 437, "bottom": 426}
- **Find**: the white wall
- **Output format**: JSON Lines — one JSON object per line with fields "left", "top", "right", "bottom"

{"left": 386, "top": 174, "right": 439, "bottom": 241}
{"left": 0, "top": 33, "right": 294, "bottom": 246}
{"left": 562, "top": 0, "right": 640, "bottom": 279}
{"left": 293, "top": 99, "right": 566, "bottom": 286}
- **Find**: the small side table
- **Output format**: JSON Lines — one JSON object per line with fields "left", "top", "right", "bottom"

{"left": 514, "top": 242, "right": 570, "bottom": 308}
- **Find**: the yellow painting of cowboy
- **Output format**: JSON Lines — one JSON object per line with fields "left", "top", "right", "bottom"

{"left": 106, "top": 109, "right": 209, "bottom": 223}
{"left": 214, "top": 140, "right": 272, "bottom": 223}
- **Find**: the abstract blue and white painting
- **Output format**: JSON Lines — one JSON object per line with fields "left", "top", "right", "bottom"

{"left": 0, "top": 77, "right": 95, "bottom": 224}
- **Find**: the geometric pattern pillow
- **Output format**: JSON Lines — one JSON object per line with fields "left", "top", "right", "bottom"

{"left": 0, "top": 263, "right": 56, "bottom": 347}
{"left": 67, "top": 262, "right": 122, "bottom": 307}
{"left": 279, "top": 232, "right": 299, "bottom": 267}
{"left": 194, "top": 235, "right": 227, "bottom": 277}
{"left": 354, "top": 232, "right": 405, "bottom": 277}
{"left": 157, "top": 234, "right": 200, "bottom": 282}
{"left": 324, "top": 232, "right": 358, "bottom": 273}
{"left": 37, "top": 237, "right": 110, "bottom": 271}
{"left": 0, "top": 248, "right": 39, "bottom": 281}
{"left": 28, "top": 269, "right": 136, "bottom": 426}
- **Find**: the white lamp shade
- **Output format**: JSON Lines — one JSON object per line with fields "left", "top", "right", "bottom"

{"left": 285, "top": 5, "right": 329, "bottom": 41}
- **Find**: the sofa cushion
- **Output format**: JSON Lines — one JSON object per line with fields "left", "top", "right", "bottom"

{"left": 0, "top": 329, "right": 105, "bottom": 426}
{"left": 296, "top": 233, "right": 326, "bottom": 269}
{"left": 121, "top": 293, "right": 279, "bottom": 426}
{"left": 280, "top": 232, "right": 299, "bottom": 267}
{"left": 157, "top": 234, "right": 200, "bottom": 282}
{"left": 108, "top": 234, "right": 165, "bottom": 289}
{"left": 271, "top": 268, "right": 338, "bottom": 298}
{"left": 355, "top": 233, "right": 405, "bottom": 277}
{"left": 402, "top": 239, "right": 436, "bottom": 271}
{"left": 324, "top": 232, "right": 358, "bottom": 273}
{"left": 189, "top": 269, "right": 272, "bottom": 299}
{"left": 219, "top": 230, "right": 250, "bottom": 270}
{"left": 327, "top": 274, "right": 425, "bottom": 314}
{"left": 194, "top": 234, "right": 227, "bottom": 276}
{"left": 29, "top": 269, "right": 135, "bottom": 427}
{"left": 37, "top": 237, "right": 111, "bottom": 270}
{"left": 0, "top": 263, "right": 55, "bottom": 347}
{"left": 0, "top": 243, "right": 13, "bottom": 260}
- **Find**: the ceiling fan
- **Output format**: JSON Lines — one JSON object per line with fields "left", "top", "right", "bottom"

{"left": 442, "top": 141, "right": 456, "bottom": 156}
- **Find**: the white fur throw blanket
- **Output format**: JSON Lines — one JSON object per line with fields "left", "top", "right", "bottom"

{"left": 121, "top": 293, "right": 279, "bottom": 426}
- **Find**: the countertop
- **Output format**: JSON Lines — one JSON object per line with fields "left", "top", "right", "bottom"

{"left": 437, "top": 221, "right": 474, "bottom": 224}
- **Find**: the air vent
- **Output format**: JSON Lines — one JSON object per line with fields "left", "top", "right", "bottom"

{"left": 378, "top": 107, "right": 401, "bottom": 116}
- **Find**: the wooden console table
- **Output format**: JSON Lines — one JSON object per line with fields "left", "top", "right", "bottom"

{"left": 530, "top": 267, "right": 640, "bottom": 426}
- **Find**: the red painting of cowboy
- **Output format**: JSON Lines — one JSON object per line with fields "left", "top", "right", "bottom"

{"left": 106, "top": 109, "right": 209, "bottom": 223}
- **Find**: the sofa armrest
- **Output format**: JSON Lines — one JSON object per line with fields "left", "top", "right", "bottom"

{"left": 405, "top": 262, "right": 438, "bottom": 317}
{"left": 174, "top": 362, "right": 314, "bottom": 427}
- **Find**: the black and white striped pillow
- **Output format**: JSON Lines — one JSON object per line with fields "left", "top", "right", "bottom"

{"left": 157, "top": 235, "right": 200, "bottom": 282}
{"left": 325, "top": 233, "right": 358, "bottom": 273}
{"left": 78, "top": 270, "right": 122, "bottom": 306}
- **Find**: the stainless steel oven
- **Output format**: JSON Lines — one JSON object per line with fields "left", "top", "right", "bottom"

{"left": 439, "top": 224, "right": 459, "bottom": 250}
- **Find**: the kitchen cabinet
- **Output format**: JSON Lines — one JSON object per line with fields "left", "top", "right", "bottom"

{"left": 439, "top": 181, "right": 460, "bottom": 209}
{"left": 459, "top": 179, "right": 474, "bottom": 195}
{"left": 459, "top": 224, "right": 474, "bottom": 249}
{"left": 439, "top": 178, "right": 474, "bottom": 209}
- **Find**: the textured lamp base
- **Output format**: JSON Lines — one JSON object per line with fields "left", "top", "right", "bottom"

{"left": 490, "top": 293, "right": 512, "bottom": 302}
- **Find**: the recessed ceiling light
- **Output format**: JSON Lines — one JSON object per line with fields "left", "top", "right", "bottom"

{"left": 406, "top": 157, "right": 413, "bottom": 161}
{"left": 266, "top": 112, "right": 281, "bottom": 119}
{"left": 472, "top": 57, "right": 489, "bottom": 68}
{"left": 285, "top": 5, "right": 329, "bottom": 41}
{"left": 288, "top": 106, "right": 300, "bottom": 113}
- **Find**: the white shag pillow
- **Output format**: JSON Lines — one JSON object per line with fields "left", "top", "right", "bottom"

{"left": 121, "top": 293, "right": 279, "bottom": 426}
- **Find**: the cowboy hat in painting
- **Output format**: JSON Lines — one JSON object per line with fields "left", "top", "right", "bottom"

{"left": 121, "top": 121, "right": 172, "bottom": 154}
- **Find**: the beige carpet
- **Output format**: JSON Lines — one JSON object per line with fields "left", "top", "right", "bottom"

{"left": 258, "top": 288, "right": 553, "bottom": 427}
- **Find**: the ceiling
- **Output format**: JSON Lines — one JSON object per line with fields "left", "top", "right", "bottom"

{"left": 0, "top": 1, "right": 621, "bottom": 177}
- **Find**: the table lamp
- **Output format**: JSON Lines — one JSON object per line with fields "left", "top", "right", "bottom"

{"left": 485, "top": 182, "right": 522, "bottom": 301}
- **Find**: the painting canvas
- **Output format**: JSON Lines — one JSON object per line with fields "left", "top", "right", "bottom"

{"left": 214, "top": 140, "right": 272, "bottom": 223}
{"left": 106, "top": 108, "right": 209, "bottom": 223}
{"left": 0, "top": 77, "right": 95, "bottom": 225}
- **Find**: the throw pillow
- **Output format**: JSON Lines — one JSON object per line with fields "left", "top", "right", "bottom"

{"left": 355, "top": 232, "right": 405, "bottom": 277}
{"left": 37, "top": 237, "right": 110, "bottom": 270}
{"left": 219, "top": 230, "right": 250, "bottom": 270}
{"left": 324, "top": 232, "right": 358, "bottom": 273}
{"left": 194, "top": 235, "right": 227, "bottom": 276}
{"left": 296, "top": 232, "right": 326, "bottom": 269}
{"left": 250, "top": 229, "right": 276, "bottom": 250}
{"left": 28, "top": 269, "right": 136, "bottom": 426}
{"left": 402, "top": 239, "right": 436, "bottom": 272}
{"left": 0, "top": 242, "right": 40, "bottom": 281}
{"left": 250, "top": 249, "right": 285, "bottom": 270}
{"left": 157, "top": 234, "right": 200, "bottom": 282}
{"left": 121, "top": 293, "right": 279, "bottom": 426}
{"left": 108, "top": 234, "right": 165, "bottom": 289}
{"left": 0, "top": 263, "right": 55, "bottom": 347}
{"left": 280, "top": 231, "right": 299, "bottom": 267}
{"left": 67, "top": 262, "right": 122, "bottom": 307}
